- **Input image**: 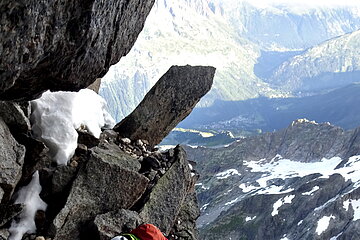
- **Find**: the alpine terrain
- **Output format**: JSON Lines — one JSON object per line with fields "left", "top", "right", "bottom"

{"left": 186, "top": 119, "right": 360, "bottom": 239}
{"left": 99, "top": 0, "right": 360, "bottom": 122}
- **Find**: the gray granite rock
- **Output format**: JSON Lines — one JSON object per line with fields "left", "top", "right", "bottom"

{"left": 0, "top": 118, "right": 25, "bottom": 203}
{"left": 114, "top": 65, "right": 215, "bottom": 147}
{"left": 0, "top": 204, "right": 23, "bottom": 227}
{"left": 53, "top": 144, "right": 149, "bottom": 240}
{"left": 139, "top": 146, "right": 192, "bottom": 235}
{"left": 0, "top": 101, "right": 30, "bottom": 133}
{"left": 0, "top": 0, "right": 155, "bottom": 100}
{"left": 51, "top": 165, "right": 77, "bottom": 195}
{"left": 169, "top": 191, "right": 200, "bottom": 240}
{"left": 94, "top": 209, "right": 142, "bottom": 240}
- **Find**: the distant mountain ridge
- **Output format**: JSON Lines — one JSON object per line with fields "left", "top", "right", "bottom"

{"left": 268, "top": 30, "right": 360, "bottom": 93}
{"left": 185, "top": 120, "right": 360, "bottom": 239}
{"left": 100, "top": 0, "right": 360, "bottom": 121}
{"left": 100, "top": 0, "right": 275, "bottom": 121}
{"left": 219, "top": 0, "right": 360, "bottom": 50}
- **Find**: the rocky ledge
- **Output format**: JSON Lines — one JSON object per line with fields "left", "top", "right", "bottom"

{"left": 0, "top": 64, "right": 215, "bottom": 240}
{"left": 1, "top": 1, "right": 216, "bottom": 238}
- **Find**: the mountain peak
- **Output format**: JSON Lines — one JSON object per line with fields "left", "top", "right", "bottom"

{"left": 291, "top": 118, "right": 319, "bottom": 126}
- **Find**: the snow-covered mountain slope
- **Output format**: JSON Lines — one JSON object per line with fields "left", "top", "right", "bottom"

{"left": 100, "top": 0, "right": 360, "bottom": 121}
{"left": 268, "top": 30, "right": 360, "bottom": 94}
{"left": 185, "top": 120, "right": 360, "bottom": 239}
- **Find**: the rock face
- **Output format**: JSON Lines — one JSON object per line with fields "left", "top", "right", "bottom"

{"left": 0, "top": 101, "right": 31, "bottom": 134}
{"left": 114, "top": 65, "right": 216, "bottom": 147}
{"left": 53, "top": 144, "right": 149, "bottom": 240}
{"left": 139, "top": 146, "right": 193, "bottom": 235}
{"left": 185, "top": 120, "right": 360, "bottom": 239}
{"left": 94, "top": 209, "right": 142, "bottom": 240}
{"left": 0, "top": 0, "right": 155, "bottom": 101}
{"left": 0, "top": 118, "right": 25, "bottom": 203}
{"left": 49, "top": 138, "right": 200, "bottom": 240}
{"left": 169, "top": 192, "right": 201, "bottom": 240}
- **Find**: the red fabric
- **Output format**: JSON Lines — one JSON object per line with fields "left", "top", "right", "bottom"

{"left": 130, "top": 224, "right": 168, "bottom": 240}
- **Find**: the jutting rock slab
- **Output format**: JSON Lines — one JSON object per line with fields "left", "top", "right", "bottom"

{"left": 0, "top": 0, "right": 155, "bottom": 101}
{"left": 114, "top": 65, "right": 216, "bottom": 147}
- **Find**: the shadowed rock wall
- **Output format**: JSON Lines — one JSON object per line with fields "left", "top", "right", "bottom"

{"left": 0, "top": 0, "right": 155, "bottom": 101}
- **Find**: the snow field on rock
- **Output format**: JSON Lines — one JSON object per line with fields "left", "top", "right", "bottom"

{"left": 239, "top": 155, "right": 360, "bottom": 194}
{"left": 215, "top": 169, "right": 241, "bottom": 179}
{"left": 271, "top": 195, "right": 295, "bottom": 216}
{"left": 31, "top": 89, "right": 115, "bottom": 165}
{"left": 343, "top": 198, "right": 360, "bottom": 221}
{"left": 316, "top": 215, "right": 335, "bottom": 235}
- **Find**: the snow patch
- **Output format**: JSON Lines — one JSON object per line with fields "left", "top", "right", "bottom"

{"left": 280, "top": 237, "right": 289, "bottom": 240}
{"left": 216, "top": 169, "right": 241, "bottom": 179}
{"left": 158, "top": 145, "right": 177, "bottom": 151}
{"left": 245, "top": 216, "right": 256, "bottom": 222}
{"left": 225, "top": 197, "right": 240, "bottom": 206}
{"left": 188, "top": 164, "right": 193, "bottom": 171}
{"left": 343, "top": 198, "right": 360, "bottom": 221}
{"left": 240, "top": 155, "right": 360, "bottom": 196}
{"left": 239, "top": 183, "right": 260, "bottom": 193}
{"left": 302, "top": 186, "right": 320, "bottom": 196}
{"left": 343, "top": 199, "right": 351, "bottom": 211}
{"left": 316, "top": 215, "right": 335, "bottom": 235}
{"left": 201, "top": 203, "right": 210, "bottom": 211}
{"left": 271, "top": 195, "right": 295, "bottom": 216}
{"left": 201, "top": 185, "right": 210, "bottom": 190}
{"left": 352, "top": 199, "right": 360, "bottom": 221}
{"left": 9, "top": 171, "right": 47, "bottom": 240}
{"left": 31, "top": 89, "right": 115, "bottom": 165}
{"left": 330, "top": 232, "right": 343, "bottom": 240}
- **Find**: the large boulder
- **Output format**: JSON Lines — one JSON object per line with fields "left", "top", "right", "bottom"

{"left": 94, "top": 209, "right": 142, "bottom": 240}
{"left": 53, "top": 144, "right": 149, "bottom": 240}
{"left": 0, "top": 118, "right": 25, "bottom": 203}
{"left": 114, "top": 65, "right": 216, "bottom": 147}
{"left": 139, "top": 146, "right": 193, "bottom": 235}
{"left": 0, "top": 101, "right": 30, "bottom": 134}
{"left": 0, "top": 0, "right": 155, "bottom": 101}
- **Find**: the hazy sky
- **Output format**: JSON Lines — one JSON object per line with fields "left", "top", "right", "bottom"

{"left": 248, "top": 0, "right": 359, "bottom": 7}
